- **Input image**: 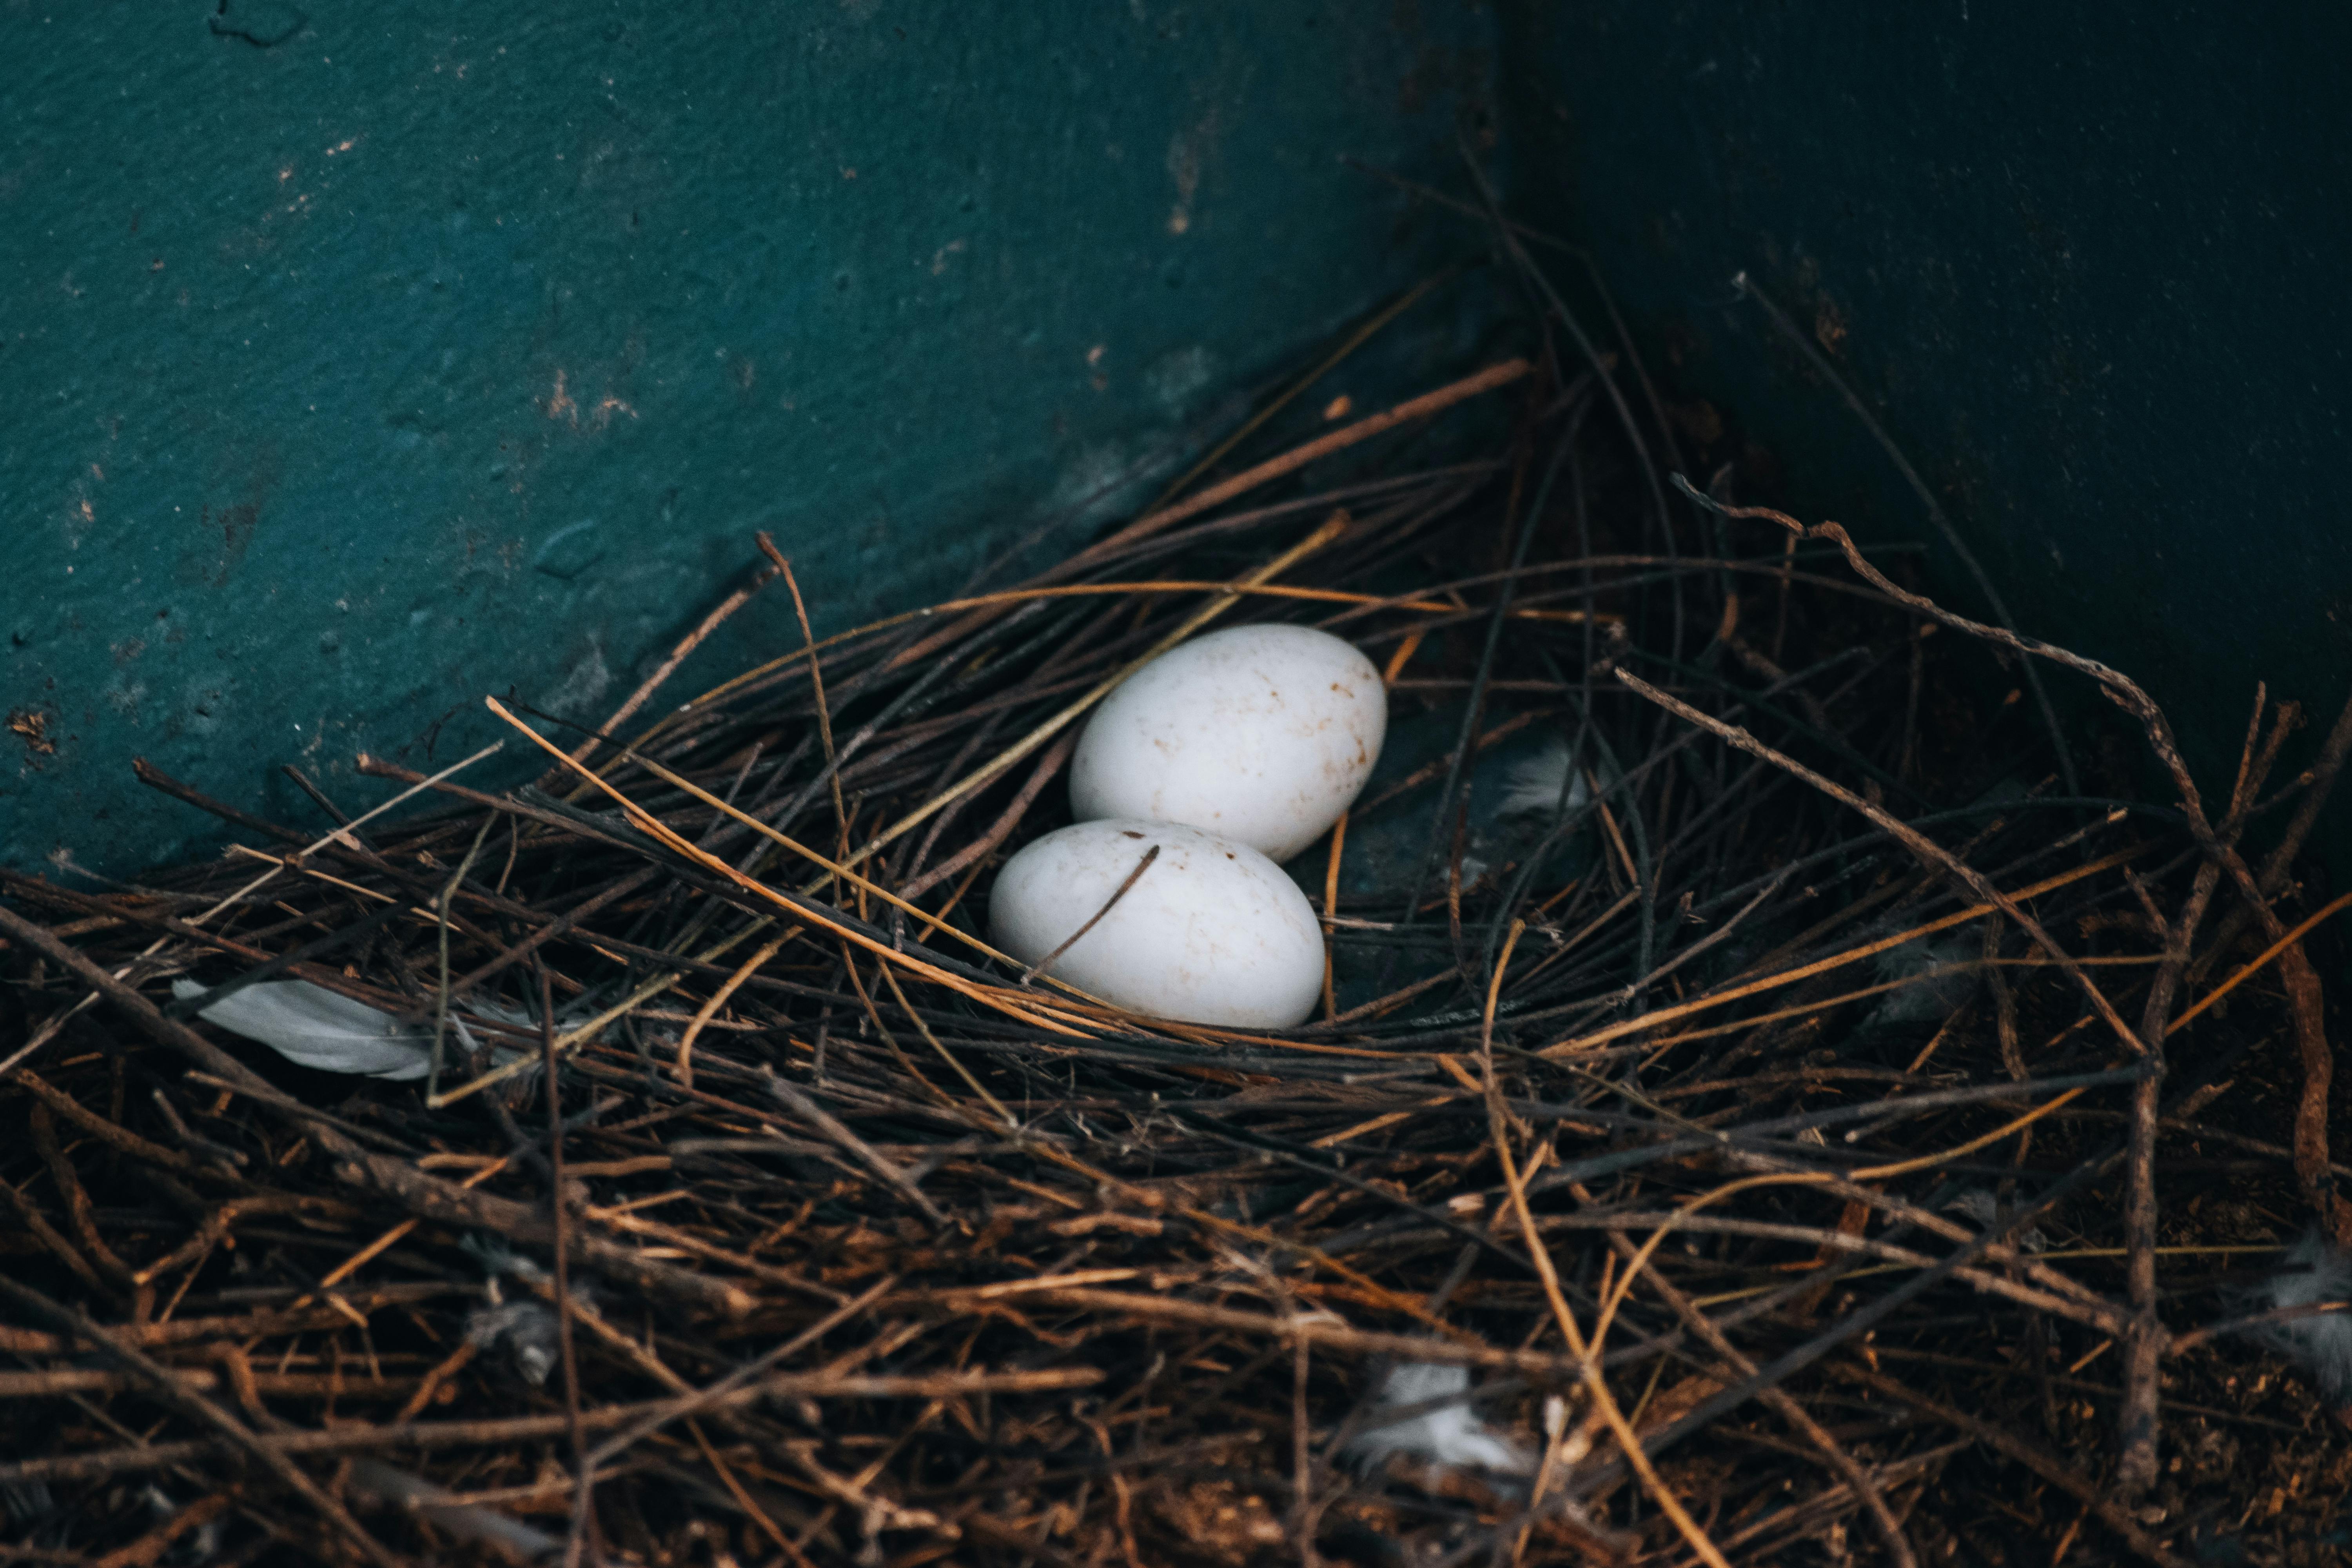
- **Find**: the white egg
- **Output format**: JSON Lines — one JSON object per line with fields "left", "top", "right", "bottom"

{"left": 1070, "top": 623, "right": 1385, "bottom": 862}
{"left": 989, "top": 818, "right": 1325, "bottom": 1029}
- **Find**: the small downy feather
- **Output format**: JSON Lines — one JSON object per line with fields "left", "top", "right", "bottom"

{"left": 1868, "top": 933, "right": 1979, "bottom": 1025}
{"left": 1944, "top": 1187, "right": 2047, "bottom": 1253}
{"left": 466, "top": 1300, "right": 563, "bottom": 1388}
{"left": 171, "top": 978, "right": 437, "bottom": 1080}
{"left": 136, "top": 1485, "right": 223, "bottom": 1566}
{"left": 1343, "top": 1362, "right": 1533, "bottom": 1481}
{"left": 1497, "top": 734, "right": 1591, "bottom": 821}
{"left": 173, "top": 978, "right": 549, "bottom": 1081}
{"left": 2239, "top": 1231, "right": 2352, "bottom": 1407}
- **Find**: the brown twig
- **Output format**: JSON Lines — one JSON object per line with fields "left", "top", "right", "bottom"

{"left": 549, "top": 554, "right": 780, "bottom": 789}
{"left": 1018, "top": 844, "right": 1160, "bottom": 986}
{"left": 1840, "top": 1364, "right": 2192, "bottom": 1568}
{"left": 8, "top": 341, "right": 2339, "bottom": 1563}
{"left": 0, "top": 1365, "right": 1105, "bottom": 1488}
{"left": 0, "top": 1276, "right": 405, "bottom": 1568}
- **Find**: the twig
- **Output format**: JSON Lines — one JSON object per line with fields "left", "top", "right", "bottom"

{"left": 550, "top": 554, "right": 779, "bottom": 788}
{"left": 1728, "top": 273, "right": 2080, "bottom": 797}
{"left": 1840, "top": 1365, "right": 2191, "bottom": 1568}
{"left": 764, "top": 1076, "right": 948, "bottom": 1227}
{"left": 1613, "top": 670, "right": 2142, "bottom": 1053}
{"left": 1019, "top": 844, "right": 1160, "bottom": 985}
{"left": 0, "top": 1277, "right": 405, "bottom": 1568}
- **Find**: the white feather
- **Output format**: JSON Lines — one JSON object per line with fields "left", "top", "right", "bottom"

{"left": 1497, "top": 735, "right": 1591, "bottom": 821}
{"left": 2242, "top": 1232, "right": 2352, "bottom": 1405}
{"left": 172, "top": 978, "right": 437, "bottom": 1080}
{"left": 175, "top": 978, "right": 577, "bottom": 1082}
{"left": 1343, "top": 1361, "right": 1533, "bottom": 1478}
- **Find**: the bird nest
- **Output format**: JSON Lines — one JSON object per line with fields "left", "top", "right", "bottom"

{"left": 4, "top": 276, "right": 2352, "bottom": 1568}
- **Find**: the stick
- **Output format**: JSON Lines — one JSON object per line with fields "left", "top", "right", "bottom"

{"left": 855, "top": 510, "right": 1351, "bottom": 872}
{"left": 1019, "top": 844, "right": 1159, "bottom": 985}
{"left": 0, "top": 902, "right": 753, "bottom": 1317}
{"left": 885, "top": 362, "right": 1530, "bottom": 671}
{"left": 1840, "top": 1366, "right": 2191, "bottom": 1568}
{"left": 0, "top": 1365, "right": 1101, "bottom": 1488}
{"left": 765, "top": 1077, "right": 948, "bottom": 1227}
{"left": 1612, "top": 671, "right": 2141, "bottom": 1055}
{"left": 1476, "top": 921, "right": 1734, "bottom": 1568}
{"left": 0, "top": 1276, "right": 405, "bottom": 1568}
{"left": 550, "top": 553, "right": 779, "bottom": 788}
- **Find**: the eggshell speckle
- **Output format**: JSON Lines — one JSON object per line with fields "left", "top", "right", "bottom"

{"left": 989, "top": 819, "right": 1325, "bottom": 1028}
{"left": 1070, "top": 624, "right": 1385, "bottom": 862}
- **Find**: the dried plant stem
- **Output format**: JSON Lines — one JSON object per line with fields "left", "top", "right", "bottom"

{"left": 1019, "top": 844, "right": 1160, "bottom": 987}
{"left": 859, "top": 510, "right": 1350, "bottom": 871}
{"left": 553, "top": 556, "right": 779, "bottom": 789}
{"left": 888, "top": 360, "right": 1531, "bottom": 670}
{"left": 1613, "top": 671, "right": 2142, "bottom": 1053}
{"left": 1476, "top": 921, "right": 1732, "bottom": 1568}
{"left": 0, "top": 1276, "right": 403, "bottom": 1568}
{"left": 12, "top": 331, "right": 2341, "bottom": 1564}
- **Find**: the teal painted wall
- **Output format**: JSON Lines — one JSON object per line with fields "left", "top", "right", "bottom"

{"left": 34, "top": 4, "right": 2326, "bottom": 887}
{"left": 4, "top": 3, "right": 1500, "bottom": 877}
{"left": 1495, "top": 2, "right": 2352, "bottom": 864}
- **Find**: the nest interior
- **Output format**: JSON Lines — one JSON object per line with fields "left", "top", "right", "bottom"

{"left": 4, "top": 267, "right": 2352, "bottom": 1568}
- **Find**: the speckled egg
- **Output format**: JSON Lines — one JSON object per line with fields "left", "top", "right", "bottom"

{"left": 1069, "top": 624, "right": 1385, "bottom": 862}
{"left": 989, "top": 818, "right": 1325, "bottom": 1028}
